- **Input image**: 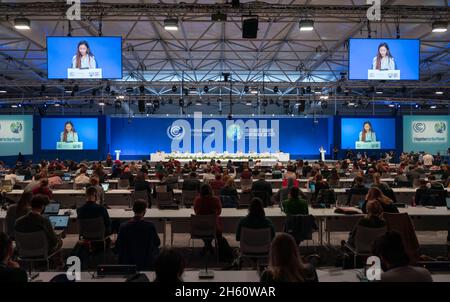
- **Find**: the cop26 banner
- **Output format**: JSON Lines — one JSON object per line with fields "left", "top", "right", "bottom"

{"left": 403, "top": 115, "right": 449, "bottom": 154}
{"left": 109, "top": 113, "right": 333, "bottom": 158}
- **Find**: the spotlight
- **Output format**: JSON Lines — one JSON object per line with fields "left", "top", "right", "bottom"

{"left": 432, "top": 20, "right": 448, "bottom": 33}
{"left": 262, "top": 99, "right": 268, "bottom": 107}
{"left": 171, "top": 85, "right": 177, "bottom": 92}
{"left": 435, "top": 91, "right": 444, "bottom": 95}
{"left": 164, "top": 18, "right": 179, "bottom": 31}
{"left": 305, "top": 86, "right": 311, "bottom": 94}
{"left": 211, "top": 12, "right": 227, "bottom": 22}
{"left": 273, "top": 86, "right": 279, "bottom": 93}
{"left": 222, "top": 72, "right": 230, "bottom": 82}
{"left": 299, "top": 20, "right": 314, "bottom": 31}
{"left": 114, "top": 100, "right": 122, "bottom": 109}
{"left": 243, "top": 86, "right": 249, "bottom": 93}
{"left": 430, "top": 104, "right": 437, "bottom": 109}
{"left": 336, "top": 86, "right": 342, "bottom": 93}
{"left": 321, "top": 101, "right": 328, "bottom": 109}
{"left": 283, "top": 100, "right": 290, "bottom": 109}
{"left": 203, "top": 86, "right": 209, "bottom": 93}
{"left": 179, "top": 98, "right": 184, "bottom": 107}
{"left": 227, "top": 113, "right": 233, "bottom": 120}
{"left": 138, "top": 99, "right": 145, "bottom": 113}
{"left": 14, "top": 18, "right": 31, "bottom": 30}
{"left": 0, "top": 90, "right": 6, "bottom": 93}
{"left": 139, "top": 85, "right": 145, "bottom": 94}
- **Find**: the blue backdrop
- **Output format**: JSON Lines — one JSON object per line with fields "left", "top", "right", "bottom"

{"left": 47, "top": 36, "right": 122, "bottom": 79}
{"left": 41, "top": 117, "right": 99, "bottom": 150}
{"left": 341, "top": 118, "right": 396, "bottom": 150}
{"left": 109, "top": 116, "right": 334, "bottom": 159}
{"left": 349, "top": 39, "right": 420, "bottom": 80}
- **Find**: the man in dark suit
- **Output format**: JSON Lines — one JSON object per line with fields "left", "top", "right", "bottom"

{"left": 251, "top": 172, "right": 273, "bottom": 207}
{"left": 0, "top": 232, "right": 28, "bottom": 282}
{"left": 114, "top": 200, "right": 161, "bottom": 270}
{"left": 77, "top": 186, "right": 111, "bottom": 236}
{"left": 182, "top": 172, "right": 201, "bottom": 192}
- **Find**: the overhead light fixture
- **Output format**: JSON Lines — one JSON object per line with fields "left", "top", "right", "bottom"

{"left": 376, "top": 91, "right": 383, "bottom": 95}
{"left": 195, "top": 101, "right": 202, "bottom": 106}
{"left": 11, "top": 104, "right": 18, "bottom": 108}
{"left": 388, "top": 103, "right": 396, "bottom": 108}
{"left": 164, "top": 18, "right": 179, "bottom": 31}
{"left": 250, "top": 89, "right": 258, "bottom": 94}
{"left": 299, "top": 20, "right": 314, "bottom": 31}
{"left": 14, "top": 18, "right": 31, "bottom": 30}
{"left": 54, "top": 103, "right": 60, "bottom": 107}
{"left": 99, "top": 102, "right": 105, "bottom": 106}
{"left": 65, "top": 90, "right": 72, "bottom": 94}
{"left": 246, "top": 101, "right": 252, "bottom": 106}
{"left": 0, "top": 90, "right": 6, "bottom": 93}
{"left": 319, "top": 95, "right": 329, "bottom": 100}
{"left": 430, "top": 104, "right": 437, "bottom": 109}
{"left": 116, "top": 95, "right": 125, "bottom": 100}
{"left": 432, "top": 20, "right": 448, "bottom": 33}
{"left": 211, "top": 12, "right": 227, "bottom": 22}
{"left": 435, "top": 91, "right": 444, "bottom": 95}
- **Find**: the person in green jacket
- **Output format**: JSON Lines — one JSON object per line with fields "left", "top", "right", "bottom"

{"left": 236, "top": 198, "right": 275, "bottom": 241}
{"left": 281, "top": 187, "right": 309, "bottom": 215}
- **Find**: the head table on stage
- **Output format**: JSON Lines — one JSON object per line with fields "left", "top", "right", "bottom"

{"left": 150, "top": 152, "right": 290, "bottom": 163}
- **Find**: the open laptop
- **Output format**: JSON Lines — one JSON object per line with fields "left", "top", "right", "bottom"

{"left": 49, "top": 215, "right": 70, "bottom": 230}
{"left": 0, "top": 180, "right": 13, "bottom": 192}
{"left": 446, "top": 197, "right": 450, "bottom": 210}
{"left": 15, "top": 175, "right": 25, "bottom": 182}
{"left": 87, "top": 170, "right": 93, "bottom": 176}
{"left": 44, "top": 203, "right": 60, "bottom": 217}
{"left": 101, "top": 183, "right": 109, "bottom": 192}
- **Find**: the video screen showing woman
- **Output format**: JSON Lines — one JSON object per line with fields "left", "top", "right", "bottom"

{"left": 71, "top": 41, "right": 97, "bottom": 69}
{"left": 359, "top": 121, "right": 377, "bottom": 143}
{"left": 60, "top": 121, "right": 79, "bottom": 143}
{"left": 372, "top": 42, "right": 396, "bottom": 71}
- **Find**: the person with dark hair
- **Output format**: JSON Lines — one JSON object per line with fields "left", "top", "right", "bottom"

{"left": 72, "top": 40, "right": 96, "bottom": 69}
{"left": 6, "top": 192, "right": 33, "bottom": 239}
{"left": 359, "top": 121, "right": 377, "bottom": 143}
{"left": 281, "top": 187, "right": 309, "bottom": 216}
{"left": 194, "top": 184, "right": 222, "bottom": 255}
{"left": 347, "top": 176, "right": 369, "bottom": 205}
{"left": 347, "top": 200, "right": 386, "bottom": 247}
{"left": 251, "top": 172, "right": 273, "bottom": 207}
{"left": 60, "top": 121, "right": 78, "bottom": 143}
{"left": 362, "top": 187, "right": 398, "bottom": 214}
{"left": 372, "top": 42, "right": 395, "bottom": 71}
{"left": 236, "top": 198, "right": 275, "bottom": 242}
{"left": 154, "top": 248, "right": 185, "bottom": 283}
{"left": 77, "top": 186, "right": 111, "bottom": 236}
{"left": 182, "top": 172, "right": 201, "bottom": 192}
{"left": 260, "top": 233, "right": 317, "bottom": 282}
{"left": 15, "top": 195, "right": 62, "bottom": 254}
{"left": 134, "top": 171, "right": 152, "bottom": 202}
{"left": 372, "top": 231, "right": 432, "bottom": 282}
{"left": 31, "top": 178, "right": 53, "bottom": 199}
{"left": 0, "top": 232, "right": 28, "bottom": 282}
{"left": 114, "top": 200, "right": 160, "bottom": 270}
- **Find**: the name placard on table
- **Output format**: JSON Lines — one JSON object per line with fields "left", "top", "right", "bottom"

{"left": 67, "top": 68, "right": 102, "bottom": 79}
{"left": 367, "top": 69, "right": 400, "bottom": 80}
{"left": 355, "top": 141, "right": 381, "bottom": 149}
{"left": 57, "top": 142, "right": 83, "bottom": 150}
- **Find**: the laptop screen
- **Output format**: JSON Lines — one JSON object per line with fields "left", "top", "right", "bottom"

{"left": 446, "top": 197, "right": 450, "bottom": 210}
{"left": 49, "top": 215, "right": 69, "bottom": 229}
{"left": 16, "top": 175, "right": 25, "bottom": 182}
{"left": 87, "top": 170, "right": 93, "bottom": 175}
{"left": 44, "top": 203, "right": 60, "bottom": 214}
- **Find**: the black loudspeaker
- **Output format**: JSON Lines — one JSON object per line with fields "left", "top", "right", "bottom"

{"left": 242, "top": 17, "right": 258, "bottom": 38}
{"left": 298, "top": 100, "right": 305, "bottom": 113}
{"left": 138, "top": 99, "right": 145, "bottom": 113}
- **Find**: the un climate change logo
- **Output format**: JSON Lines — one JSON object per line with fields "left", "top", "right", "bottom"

{"left": 167, "top": 125, "right": 185, "bottom": 139}
{"left": 434, "top": 122, "right": 446, "bottom": 134}
{"left": 10, "top": 122, "right": 23, "bottom": 134}
{"left": 413, "top": 122, "right": 426, "bottom": 133}
{"left": 226, "top": 124, "right": 243, "bottom": 141}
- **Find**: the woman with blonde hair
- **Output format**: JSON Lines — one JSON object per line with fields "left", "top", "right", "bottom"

{"left": 260, "top": 233, "right": 317, "bottom": 282}
{"left": 362, "top": 187, "right": 399, "bottom": 214}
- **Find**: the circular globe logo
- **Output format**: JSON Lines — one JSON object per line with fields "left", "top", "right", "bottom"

{"left": 434, "top": 122, "right": 446, "bottom": 134}
{"left": 413, "top": 122, "right": 426, "bottom": 133}
{"left": 167, "top": 125, "right": 185, "bottom": 139}
{"left": 226, "top": 124, "right": 243, "bottom": 140}
{"left": 10, "top": 121, "right": 23, "bottom": 134}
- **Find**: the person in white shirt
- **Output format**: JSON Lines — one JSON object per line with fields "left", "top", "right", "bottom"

{"left": 422, "top": 153, "right": 434, "bottom": 167}
{"left": 373, "top": 231, "right": 432, "bottom": 282}
{"left": 4, "top": 170, "right": 18, "bottom": 186}
{"left": 372, "top": 42, "right": 396, "bottom": 70}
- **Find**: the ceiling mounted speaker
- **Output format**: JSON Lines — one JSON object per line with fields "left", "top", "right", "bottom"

{"left": 138, "top": 99, "right": 145, "bottom": 113}
{"left": 242, "top": 17, "right": 258, "bottom": 39}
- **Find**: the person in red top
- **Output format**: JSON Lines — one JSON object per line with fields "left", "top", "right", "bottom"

{"left": 194, "top": 184, "right": 222, "bottom": 255}
{"left": 32, "top": 178, "right": 53, "bottom": 199}
{"left": 210, "top": 174, "right": 225, "bottom": 192}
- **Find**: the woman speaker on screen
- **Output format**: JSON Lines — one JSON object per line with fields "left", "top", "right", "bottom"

{"left": 359, "top": 121, "right": 377, "bottom": 142}
{"left": 372, "top": 42, "right": 396, "bottom": 70}
{"left": 60, "top": 121, "right": 79, "bottom": 143}
{"left": 71, "top": 40, "right": 97, "bottom": 69}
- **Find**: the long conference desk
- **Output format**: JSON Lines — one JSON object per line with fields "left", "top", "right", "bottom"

{"left": 28, "top": 268, "right": 450, "bottom": 282}
{"left": 1, "top": 200, "right": 449, "bottom": 246}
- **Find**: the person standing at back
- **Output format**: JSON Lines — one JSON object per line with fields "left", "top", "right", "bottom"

{"left": 114, "top": 200, "right": 160, "bottom": 270}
